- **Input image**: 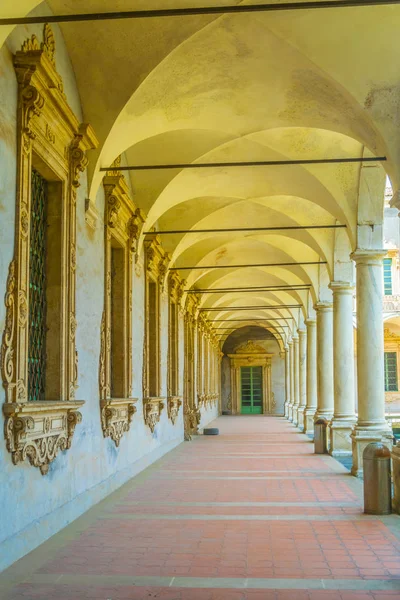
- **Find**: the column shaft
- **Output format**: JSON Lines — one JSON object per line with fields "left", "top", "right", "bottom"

{"left": 292, "top": 335, "right": 300, "bottom": 425}
{"left": 289, "top": 340, "right": 294, "bottom": 421}
{"left": 315, "top": 303, "right": 334, "bottom": 421}
{"left": 304, "top": 319, "right": 317, "bottom": 434}
{"left": 351, "top": 250, "right": 392, "bottom": 476}
{"left": 329, "top": 282, "right": 356, "bottom": 456}
{"left": 284, "top": 346, "right": 291, "bottom": 418}
{"left": 297, "top": 329, "right": 307, "bottom": 430}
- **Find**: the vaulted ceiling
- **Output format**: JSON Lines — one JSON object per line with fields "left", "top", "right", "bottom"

{"left": 2, "top": 0, "right": 398, "bottom": 344}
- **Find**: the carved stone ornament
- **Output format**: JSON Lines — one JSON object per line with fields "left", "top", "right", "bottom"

{"left": 127, "top": 208, "right": 146, "bottom": 258}
{"left": 143, "top": 397, "right": 165, "bottom": 433}
{"left": 190, "top": 407, "right": 201, "bottom": 430}
{"left": 167, "top": 396, "right": 182, "bottom": 425}
{"left": 99, "top": 173, "right": 137, "bottom": 445}
{"left": 3, "top": 400, "right": 83, "bottom": 475}
{"left": 100, "top": 398, "right": 138, "bottom": 447}
{"left": 235, "top": 340, "right": 266, "bottom": 354}
{"left": 107, "top": 154, "right": 122, "bottom": 177}
{"left": 183, "top": 400, "right": 200, "bottom": 442}
{"left": 0, "top": 24, "right": 98, "bottom": 472}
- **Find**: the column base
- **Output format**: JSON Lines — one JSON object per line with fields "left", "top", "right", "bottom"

{"left": 303, "top": 409, "right": 316, "bottom": 435}
{"left": 351, "top": 425, "right": 393, "bottom": 477}
{"left": 284, "top": 402, "right": 289, "bottom": 418}
{"left": 292, "top": 406, "right": 299, "bottom": 426}
{"left": 314, "top": 410, "right": 333, "bottom": 422}
{"left": 392, "top": 442, "right": 400, "bottom": 514}
{"left": 288, "top": 405, "right": 293, "bottom": 421}
{"left": 297, "top": 408, "right": 305, "bottom": 430}
{"left": 329, "top": 418, "right": 356, "bottom": 456}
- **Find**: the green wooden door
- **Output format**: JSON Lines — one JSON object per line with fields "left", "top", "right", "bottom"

{"left": 241, "top": 366, "right": 263, "bottom": 414}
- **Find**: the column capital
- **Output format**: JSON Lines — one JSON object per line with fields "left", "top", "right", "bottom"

{"left": 292, "top": 334, "right": 299, "bottom": 343}
{"left": 329, "top": 281, "right": 355, "bottom": 295}
{"left": 297, "top": 328, "right": 307, "bottom": 337}
{"left": 305, "top": 318, "right": 316, "bottom": 326}
{"left": 314, "top": 301, "right": 333, "bottom": 312}
{"left": 351, "top": 249, "right": 387, "bottom": 266}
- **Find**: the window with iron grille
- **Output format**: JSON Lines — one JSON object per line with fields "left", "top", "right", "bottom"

{"left": 384, "top": 258, "right": 393, "bottom": 296}
{"left": 384, "top": 351, "right": 398, "bottom": 392}
{"left": 28, "top": 169, "right": 48, "bottom": 402}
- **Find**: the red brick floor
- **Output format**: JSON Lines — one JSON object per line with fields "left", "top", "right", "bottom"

{"left": 1, "top": 416, "right": 400, "bottom": 600}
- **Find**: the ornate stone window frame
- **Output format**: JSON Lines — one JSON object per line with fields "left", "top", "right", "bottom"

{"left": 0, "top": 25, "right": 98, "bottom": 475}
{"left": 228, "top": 341, "right": 274, "bottom": 415}
{"left": 196, "top": 318, "right": 205, "bottom": 408}
{"left": 183, "top": 296, "right": 200, "bottom": 440}
{"left": 167, "top": 272, "right": 182, "bottom": 425}
{"left": 143, "top": 234, "right": 168, "bottom": 432}
{"left": 99, "top": 172, "right": 139, "bottom": 446}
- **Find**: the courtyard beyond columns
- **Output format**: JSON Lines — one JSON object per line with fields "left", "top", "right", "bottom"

{"left": 1, "top": 416, "right": 400, "bottom": 600}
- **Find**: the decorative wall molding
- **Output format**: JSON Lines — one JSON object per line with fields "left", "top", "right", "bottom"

{"left": 167, "top": 396, "right": 182, "bottom": 425}
{"left": 99, "top": 173, "right": 138, "bottom": 446}
{"left": 143, "top": 235, "right": 167, "bottom": 405}
{"left": 143, "top": 397, "right": 165, "bottom": 433}
{"left": 235, "top": 340, "right": 266, "bottom": 355}
{"left": 3, "top": 400, "right": 83, "bottom": 475}
{"left": 100, "top": 398, "right": 137, "bottom": 447}
{"left": 167, "top": 272, "right": 182, "bottom": 406}
{"left": 1, "top": 24, "right": 98, "bottom": 472}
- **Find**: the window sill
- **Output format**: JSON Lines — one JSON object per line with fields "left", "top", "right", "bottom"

{"left": 100, "top": 398, "right": 138, "bottom": 447}
{"left": 167, "top": 396, "right": 182, "bottom": 425}
{"left": 143, "top": 397, "right": 166, "bottom": 432}
{"left": 3, "top": 400, "right": 84, "bottom": 475}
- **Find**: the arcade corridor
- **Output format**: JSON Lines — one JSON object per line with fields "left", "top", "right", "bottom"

{"left": 1, "top": 416, "right": 399, "bottom": 600}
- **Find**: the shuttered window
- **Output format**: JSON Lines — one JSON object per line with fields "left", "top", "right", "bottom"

{"left": 384, "top": 258, "right": 393, "bottom": 296}
{"left": 384, "top": 352, "right": 398, "bottom": 392}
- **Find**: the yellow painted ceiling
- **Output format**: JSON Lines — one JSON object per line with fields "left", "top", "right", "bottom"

{"left": 2, "top": 0, "right": 398, "bottom": 344}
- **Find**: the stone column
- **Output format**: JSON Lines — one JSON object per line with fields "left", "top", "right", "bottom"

{"left": 297, "top": 329, "right": 307, "bottom": 430}
{"left": 329, "top": 282, "right": 357, "bottom": 456}
{"left": 315, "top": 303, "right": 334, "bottom": 422}
{"left": 288, "top": 339, "right": 294, "bottom": 421}
{"left": 292, "top": 335, "right": 300, "bottom": 425}
{"left": 284, "top": 345, "right": 291, "bottom": 418}
{"left": 350, "top": 250, "right": 392, "bottom": 476}
{"left": 304, "top": 319, "right": 317, "bottom": 434}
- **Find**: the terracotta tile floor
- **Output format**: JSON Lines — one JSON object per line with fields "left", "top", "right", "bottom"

{"left": 1, "top": 416, "right": 400, "bottom": 600}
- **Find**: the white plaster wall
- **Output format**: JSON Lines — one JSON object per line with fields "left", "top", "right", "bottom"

{"left": 384, "top": 207, "right": 400, "bottom": 250}
{"left": 198, "top": 402, "right": 219, "bottom": 430}
{"left": 0, "top": 24, "right": 188, "bottom": 572}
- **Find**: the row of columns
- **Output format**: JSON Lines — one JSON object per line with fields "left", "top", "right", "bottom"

{"left": 284, "top": 250, "right": 393, "bottom": 475}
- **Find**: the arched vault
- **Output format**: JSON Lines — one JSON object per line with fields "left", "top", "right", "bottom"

{"left": 2, "top": 0, "right": 399, "bottom": 341}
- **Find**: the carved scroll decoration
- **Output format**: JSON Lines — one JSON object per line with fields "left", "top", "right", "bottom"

{"left": 166, "top": 272, "right": 183, "bottom": 425}
{"left": 144, "top": 397, "right": 165, "bottom": 433}
{"left": 142, "top": 235, "right": 168, "bottom": 430}
{"left": 99, "top": 173, "right": 138, "bottom": 445}
{"left": 0, "top": 24, "right": 98, "bottom": 473}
